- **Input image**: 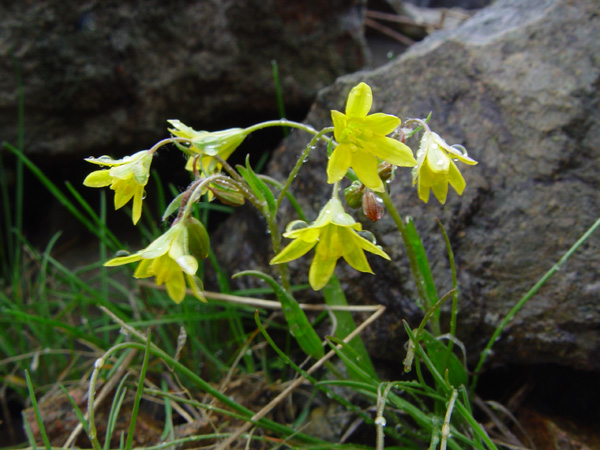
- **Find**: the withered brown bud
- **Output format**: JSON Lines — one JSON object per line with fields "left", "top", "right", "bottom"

{"left": 363, "top": 190, "right": 385, "bottom": 222}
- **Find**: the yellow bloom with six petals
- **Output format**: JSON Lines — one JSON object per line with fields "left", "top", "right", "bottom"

{"left": 329, "top": 82, "right": 416, "bottom": 191}
{"left": 104, "top": 217, "right": 209, "bottom": 303}
{"left": 412, "top": 131, "right": 477, "bottom": 204}
{"left": 83, "top": 150, "right": 153, "bottom": 224}
{"left": 270, "top": 197, "right": 390, "bottom": 290}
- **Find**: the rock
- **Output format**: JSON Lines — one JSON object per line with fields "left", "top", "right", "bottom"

{"left": 0, "top": 0, "right": 367, "bottom": 158}
{"left": 215, "top": 0, "right": 600, "bottom": 371}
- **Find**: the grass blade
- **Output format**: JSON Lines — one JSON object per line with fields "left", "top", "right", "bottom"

{"left": 24, "top": 369, "right": 52, "bottom": 450}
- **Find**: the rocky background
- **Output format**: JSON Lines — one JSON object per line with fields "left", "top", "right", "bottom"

{"left": 217, "top": 0, "right": 600, "bottom": 371}
{"left": 1, "top": 0, "right": 599, "bottom": 446}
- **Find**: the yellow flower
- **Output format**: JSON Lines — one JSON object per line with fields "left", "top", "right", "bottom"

{"left": 168, "top": 120, "right": 247, "bottom": 176}
{"left": 329, "top": 82, "right": 416, "bottom": 192}
{"left": 83, "top": 150, "right": 153, "bottom": 225}
{"left": 412, "top": 131, "right": 478, "bottom": 204}
{"left": 104, "top": 217, "right": 210, "bottom": 303}
{"left": 270, "top": 198, "right": 390, "bottom": 290}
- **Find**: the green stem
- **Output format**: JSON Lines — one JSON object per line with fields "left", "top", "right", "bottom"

{"left": 470, "top": 215, "right": 600, "bottom": 393}
{"left": 148, "top": 137, "right": 192, "bottom": 155}
{"left": 243, "top": 119, "right": 321, "bottom": 136}
{"left": 379, "top": 190, "right": 436, "bottom": 327}
{"left": 266, "top": 213, "right": 292, "bottom": 292}
{"left": 437, "top": 219, "right": 459, "bottom": 353}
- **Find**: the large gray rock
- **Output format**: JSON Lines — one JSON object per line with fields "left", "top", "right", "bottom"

{"left": 216, "top": 0, "right": 600, "bottom": 371}
{"left": 0, "top": 0, "right": 367, "bottom": 157}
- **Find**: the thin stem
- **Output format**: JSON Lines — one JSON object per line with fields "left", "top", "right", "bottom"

{"left": 276, "top": 126, "right": 335, "bottom": 211}
{"left": 148, "top": 137, "right": 192, "bottom": 155}
{"left": 470, "top": 215, "right": 600, "bottom": 393}
{"left": 441, "top": 390, "right": 458, "bottom": 450}
{"left": 437, "top": 219, "right": 459, "bottom": 355}
{"left": 266, "top": 213, "right": 292, "bottom": 292}
{"left": 331, "top": 181, "right": 341, "bottom": 200}
{"left": 379, "top": 189, "right": 432, "bottom": 318}
{"left": 243, "top": 119, "right": 320, "bottom": 136}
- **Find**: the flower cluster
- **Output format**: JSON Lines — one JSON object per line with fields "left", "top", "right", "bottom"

{"left": 83, "top": 80, "right": 478, "bottom": 303}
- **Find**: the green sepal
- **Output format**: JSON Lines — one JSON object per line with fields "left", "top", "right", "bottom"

{"left": 234, "top": 270, "right": 324, "bottom": 359}
{"left": 162, "top": 192, "right": 185, "bottom": 221}
{"left": 236, "top": 155, "right": 276, "bottom": 217}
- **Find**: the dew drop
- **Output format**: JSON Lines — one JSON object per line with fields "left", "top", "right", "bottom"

{"left": 141, "top": 190, "right": 147, "bottom": 200}
{"left": 375, "top": 416, "right": 387, "bottom": 427}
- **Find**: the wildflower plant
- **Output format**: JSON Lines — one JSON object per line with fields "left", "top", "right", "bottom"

{"left": 83, "top": 81, "right": 490, "bottom": 447}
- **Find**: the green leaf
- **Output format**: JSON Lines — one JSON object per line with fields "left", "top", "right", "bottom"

{"left": 322, "top": 276, "right": 377, "bottom": 380}
{"left": 326, "top": 336, "right": 379, "bottom": 384}
{"left": 421, "top": 331, "right": 468, "bottom": 388}
{"left": 237, "top": 156, "right": 276, "bottom": 218}
{"left": 405, "top": 218, "right": 439, "bottom": 320}
{"left": 234, "top": 270, "right": 324, "bottom": 359}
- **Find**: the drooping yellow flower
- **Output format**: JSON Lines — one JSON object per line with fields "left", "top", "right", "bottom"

{"left": 412, "top": 131, "right": 477, "bottom": 204}
{"left": 168, "top": 120, "right": 247, "bottom": 176}
{"left": 83, "top": 150, "right": 153, "bottom": 225}
{"left": 329, "top": 82, "right": 416, "bottom": 192}
{"left": 270, "top": 197, "right": 390, "bottom": 290}
{"left": 105, "top": 217, "right": 210, "bottom": 303}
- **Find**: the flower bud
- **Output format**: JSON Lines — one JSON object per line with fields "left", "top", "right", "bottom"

{"left": 363, "top": 190, "right": 385, "bottom": 222}
{"left": 377, "top": 162, "right": 395, "bottom": 183}
{"left": 208, "top": 179, "right": 245, "bottom": 207}
{"left": 344, "top": 181, "right": 365, "bottom": 209}
{"left": 187, "top": 217, "right": 210, "bottom": 260}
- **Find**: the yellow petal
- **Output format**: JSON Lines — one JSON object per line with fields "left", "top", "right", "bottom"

{"left": 431, "top": 181, "right": 449, "bottom": 204}
{"left": 104, "top": 253, "right": 142, "bottom": 267}
{"left": 341, "top": 231, "right": 373, "bottom": 273}
{"left": 132, "top": 258, "right": 154, "bottom": 278}
{"left": 83, "top": 170, "right": 112, "bottom": 187}
{"left": 418, "top": 176, "right": 431, "bottom": 203}
{"left": 327, "top": 144, "right": 352, "bottom": 183}
{"left": 112, "top": 178, "right": 136, "bottom": 210}
{"left": 270, "top": 238, "right": 316, "bottom": 264}
{"left": 370, "top": 137, "right": 416, "bottom": 167}
{"left": 132, "top": 185, "right": 144, "bottom": 224}
{"left": 308, "top": 252, "right": 337, "bottom": 291}
{"left": 354, "top": 232, "right": 391, "bottom": 260}
{"left": 165, "top": 270, "right": 186, "bottom": 303}
{"left": 352, "top": 152, "right": 383, "bottom": 191}
{"left": 345, "top": 82, "right": 372, "bottom": 118}
{"left": 448, "top": 161, "right": 466, "bottom": 195}
{"left": 331, "top": 110, "right": 347, "bottom": 142}
{"left": 363, "top": 113, "right": 400, "bottom": 136}
{"left": 426, "top": 144, "right": 450, "bottom": 174}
